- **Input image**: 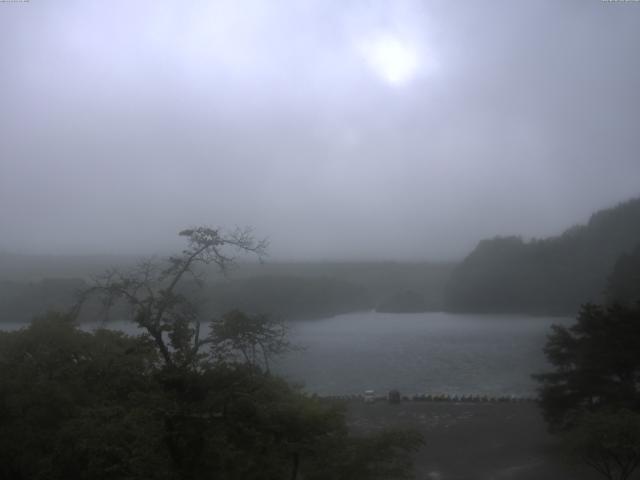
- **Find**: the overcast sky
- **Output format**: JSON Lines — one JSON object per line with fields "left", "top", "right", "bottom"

{"left": 1, "top": 0, "right": 639, "bottom": 260}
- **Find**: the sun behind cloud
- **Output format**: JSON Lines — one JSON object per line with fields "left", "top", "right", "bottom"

{"left": 357, "top": 33, "right": 420, "bottom": 86}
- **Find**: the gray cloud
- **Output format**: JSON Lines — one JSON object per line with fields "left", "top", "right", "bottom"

{"left": 1, "top": 0, "right": 639, "bottom": 259}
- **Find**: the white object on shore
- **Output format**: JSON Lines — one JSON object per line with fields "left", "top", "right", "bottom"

{"left": 364, "top": 390, "right": 376, "bottom": 403}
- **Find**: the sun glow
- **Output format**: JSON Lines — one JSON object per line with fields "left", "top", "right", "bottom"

{"left": 358, "top": 33, "right": 420, "bottom": 86}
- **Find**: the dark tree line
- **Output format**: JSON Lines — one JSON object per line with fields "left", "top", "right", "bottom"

{"left": 206, "top": 275, "right": 371, "bottom": 320}
{"left": 446, "top": 197, "right": 640, "bottom": 315}
{"left": 607, "top": 243, "right": 640, "bottom": 307}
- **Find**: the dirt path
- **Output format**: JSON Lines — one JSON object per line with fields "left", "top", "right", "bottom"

{"left": 347, "top": 401, "right": 602, "bottom": 480}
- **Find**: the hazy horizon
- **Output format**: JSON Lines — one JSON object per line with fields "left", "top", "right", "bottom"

{"left": 0, "top": 195, "right": 635, "bottom": 262}
{"left": 2, "top": 1, "right": 639, "bottom": 260}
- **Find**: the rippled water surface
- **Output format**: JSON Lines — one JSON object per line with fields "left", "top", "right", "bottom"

{"left": 273, "top": 311, "right": 572, "bottom": 396}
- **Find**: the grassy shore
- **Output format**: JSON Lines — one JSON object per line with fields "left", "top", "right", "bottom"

{"left": 347, "top": 400, "right": 601, "bottom": 480}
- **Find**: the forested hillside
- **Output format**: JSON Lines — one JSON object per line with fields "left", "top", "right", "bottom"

{"left": 203, "top": 275, "right": 371, "bottom": 320}
{"left": 0, "top": 278, "right": 88, "bottom": 323}
{"left": 606, "top": 243, "right": 640, "bottom": 306}
{"left": 0, "top": 261, "right": 454, "bottom": 322}
{"left": 445, "top": 198, "right": 640, "bottom": 314}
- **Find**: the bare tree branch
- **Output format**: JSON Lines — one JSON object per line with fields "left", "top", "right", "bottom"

{"left": 71, "top": 226, "right": 267, "bottom": 369}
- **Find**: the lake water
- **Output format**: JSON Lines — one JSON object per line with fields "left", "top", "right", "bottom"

{"left": 273, "top": 311, "right": 572, "bottom": 397}
{"left": 1, "top": 311, "right": 571, "bottom": 397}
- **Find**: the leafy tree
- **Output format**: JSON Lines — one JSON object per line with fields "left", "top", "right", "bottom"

{"left": 563, "top": 410, "right": 640, "bottom": 480}
{"left": 535, "top": 303, "right": 640, "bottom": 479}
{"left": 535, "top": 303, "right": 640, "bottom": 431}
{"left": 0, "top": 313, "right": 166, "bottom": 480}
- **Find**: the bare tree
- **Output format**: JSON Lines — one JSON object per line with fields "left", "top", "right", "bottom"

{"left": 73, "top": 226, "right": 267, "bottom": 369}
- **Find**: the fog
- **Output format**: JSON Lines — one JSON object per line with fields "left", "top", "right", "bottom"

{"left": 1, "top": 0, "right": 639, "bottom": 259}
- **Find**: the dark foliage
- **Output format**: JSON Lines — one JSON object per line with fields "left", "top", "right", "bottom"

{"left": 0, "top": 313, "right": 165, "bottom": 480}
{"left": 534, "top": 303, "right": 640, "bottom": 432}
{"left": 0, "top": 278, "right": 88, "bottom": 323}
{"left": 446, "top": 198, "right": 640, "bottom": 314}
{"left": 208, "top": 309, "right": 290, "bottom": 372}
{"left": 563, "top": 409, "right": 640, "bottom": 480}
{"left": 206, "top": 275, "right": 371, "bottom": 320}
{"left": 535, "top": 303, "right": 640, "bottom": 480}
{"left": 607, "top": 244, "right": 640, "bottom": 307}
